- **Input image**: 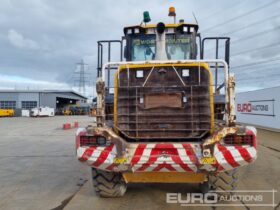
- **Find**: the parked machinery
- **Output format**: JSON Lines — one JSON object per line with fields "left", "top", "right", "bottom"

{"left": 30, "top": 107, "right": 54, "bottom": 117}
{"left": 75, "top": 8, "right": 257, "bottom": 197}
{"left": 0, "top": 109, "right": 14, "bottom": 117}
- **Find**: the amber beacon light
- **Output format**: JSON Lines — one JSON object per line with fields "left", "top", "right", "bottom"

{"left": 168, "top": 7, "right": 176, "bottom": 17}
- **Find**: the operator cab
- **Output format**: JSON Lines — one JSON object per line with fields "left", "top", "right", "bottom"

{"left": 123, "top": 22, "right": 199, "bottom": 61}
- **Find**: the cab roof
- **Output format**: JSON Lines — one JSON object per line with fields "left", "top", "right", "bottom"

{"left": 123, "top": 22, "right": 199, "bottom": 35}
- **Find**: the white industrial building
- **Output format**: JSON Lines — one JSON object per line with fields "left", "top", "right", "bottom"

{"left": 236, "top": 86, "right": 280, "bottom": 130}
{"left": 0, "top": 90, "right": 87, "bottom": 111}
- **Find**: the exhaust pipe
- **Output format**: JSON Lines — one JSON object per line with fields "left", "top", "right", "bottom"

{"left": 155, "top": 22, "right": 168, "bottom": 60}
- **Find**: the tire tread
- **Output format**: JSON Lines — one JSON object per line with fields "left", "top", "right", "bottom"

{"left": 91, "top": 168, "right": 127, "bottom": 197}
{"left": 209, "top": 169, "right": 239, "bottom": 196}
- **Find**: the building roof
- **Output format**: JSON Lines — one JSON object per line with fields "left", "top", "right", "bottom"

{"left": 237, "top": 86, "right": 280, "bottom": 94}
{"left": 0, "top": 89, "right": 87, "bottom": 99}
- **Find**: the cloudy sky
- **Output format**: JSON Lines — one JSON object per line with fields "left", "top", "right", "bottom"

{"left": 0, "top": 0, "right": 279, "bottom": 97}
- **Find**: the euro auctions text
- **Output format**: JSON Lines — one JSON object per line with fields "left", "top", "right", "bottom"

{"left": 166, "top": 190, "right": 278, "bottom": 207}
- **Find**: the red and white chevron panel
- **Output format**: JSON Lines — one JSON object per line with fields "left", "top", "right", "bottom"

{"left": 76, "top": 128, "right": 257, "bottom": 172}
{"left": 76, "top": 128, "right": 119, "bottom": 170}
{"left": 76, "top": 144, "right": 119, "bottom": 170}
{"left": 212, "top": 126, "right": 257, "bottom": 171}
{"left": 128, "top": 143, "right": 201, "bottom": 172}
{"left": 213, "top": 144, "right": 257, "bottom": 172}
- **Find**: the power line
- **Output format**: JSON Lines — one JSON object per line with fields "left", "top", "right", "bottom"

{"left": 232, "top": 58, "right": 280, "bottom": 69}
{"left": 205, "top": 26, "right": 280, "bottom": 53}
{"left": 221, "top": 14, "right": 280, "bottom": 36}
{"left": 201, "top": 0, "right": 279, "bottom": 33}
{"left": 199, "top": 0, "right": 247, "bottom": 22}
{"left": 235, "top": 63, "right": 280, "bottom": 74}
{"left": 231, "top": 57, "right": 280, "bottom": 69}
{"left": 232, "top": 26, "right": 280, "bottom": 43}
{"left": 231, "top": 42, "right": 280, "bottom": 57}
{"left": 233, "top": 62, "right": 280, "bottom": 72}
{"left": 73, "top": 59, "right": 91, "bottom": 96}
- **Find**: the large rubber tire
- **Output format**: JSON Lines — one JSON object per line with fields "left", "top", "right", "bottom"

{"left": 209, "top": 169, "right": 239, "bottom": 196}
{"left": 91, "top": 168, "right": 127, "bottom": 197}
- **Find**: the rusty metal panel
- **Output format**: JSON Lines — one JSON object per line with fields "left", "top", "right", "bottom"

{"left": 116, "top": 66, "right": 211, "bottom": 141}
{"left": 144, "top": 93, "right": 182, "bottom": 109}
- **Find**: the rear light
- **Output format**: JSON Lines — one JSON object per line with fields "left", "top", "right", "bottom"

{"left": 80, "top": 136, "right": 96, "bottom": 146}
{"left": 223, "top": 134, "right": 254, "bottom": 146}
{"left": 80, "top": 135, "right": 108, "bottom": 147}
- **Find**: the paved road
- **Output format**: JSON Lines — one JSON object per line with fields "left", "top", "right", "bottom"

{"left": 0, "top": 116, "right": 279, "bottom": 210}
{"left": 0, "top": 116, "right": 91, "bottom": 210}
